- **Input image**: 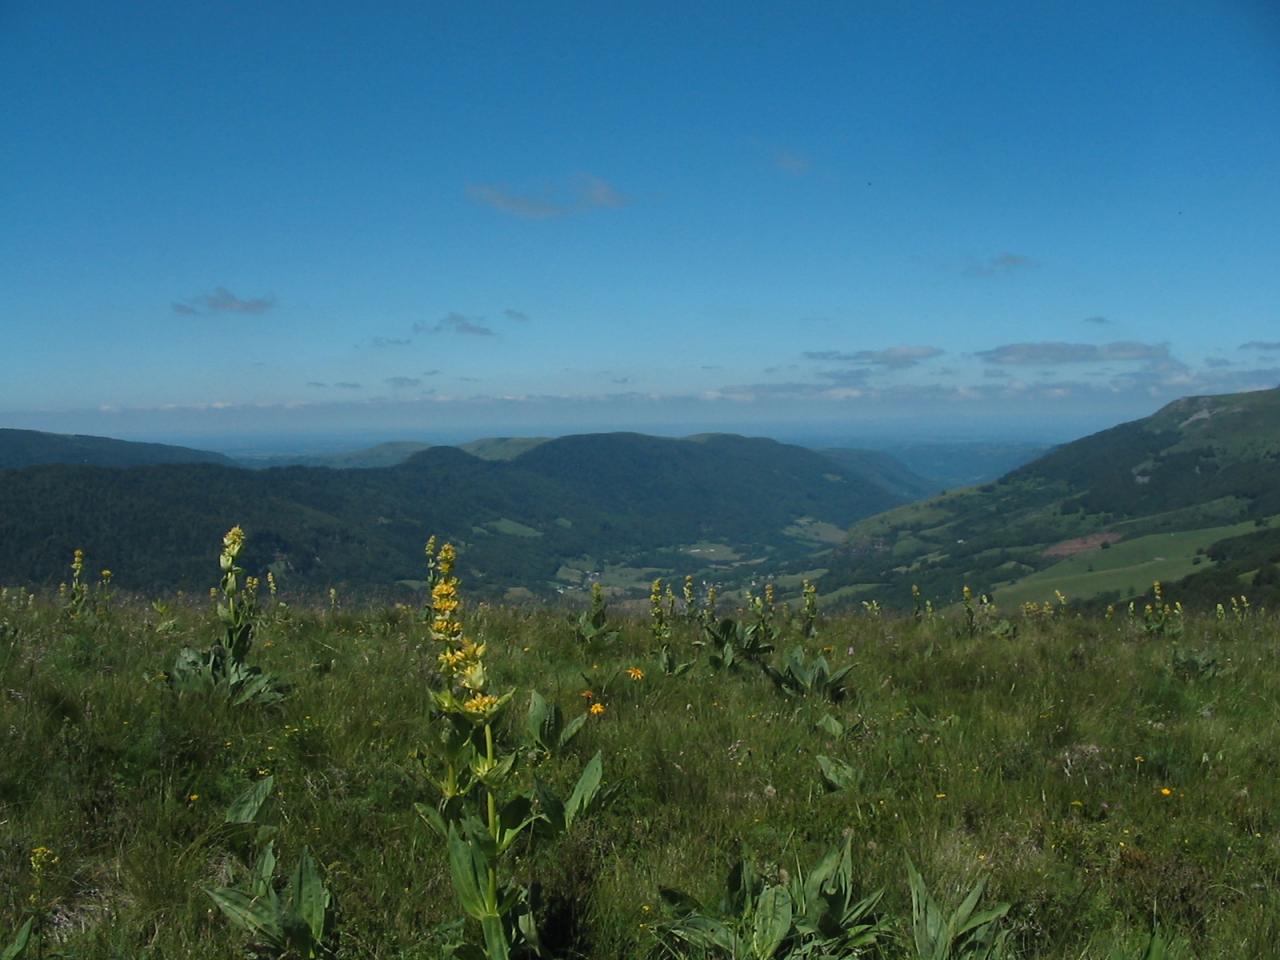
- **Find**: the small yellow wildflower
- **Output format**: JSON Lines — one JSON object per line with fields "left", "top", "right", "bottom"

{"left": 1160, "top": 786, "right": 1173, "bottom": 797}
{"left": 188, "top": 793, "right": 200, "bottom": 802}
{"left": 935, "top": 792, "right": 947, "bottom": 799}
{"left": 463, "top": 693, "right": 500, "bottom": 716}
{"left": 590, "top": 702, "right": 606, "bottom": 717}
{"left": 437, "top": 542, "right": 456, "bottom": 576}
{"left": 626, "top": 666, "right": 645, "bottom": 681}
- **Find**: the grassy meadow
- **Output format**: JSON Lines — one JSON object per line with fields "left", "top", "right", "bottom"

{"left": 2, "top": 540, "right": 1278, "bottom": 958}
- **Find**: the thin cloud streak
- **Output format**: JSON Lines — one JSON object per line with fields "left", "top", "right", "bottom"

{"left": 976, "top": 341, "right": 1170, "bottom": 365}
{"left": 418, "top": 312, "right": 496, "bottom": 337}
{"left": 802, "top": 346, "right": 944, "bottom": 369}
{"left": 467, "top": 175, "right": 626, "bottom": 218}
{"left": 172, "top": 286, "right": 275, "bottom": 316}
{"left": 964, "top": 252, "right": 1037, "bottom": 277}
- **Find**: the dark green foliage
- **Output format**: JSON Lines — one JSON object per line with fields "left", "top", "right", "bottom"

{"left": 655, "top": 838, "right": 890, "bottom": 958}
{"left": 763, "top": 647, "right": 854, "bottom": 702}
{"left": 0, "top": 433, "right": 905, "bottom": 598}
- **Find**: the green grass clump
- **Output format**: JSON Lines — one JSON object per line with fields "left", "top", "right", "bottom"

{"left": 1, "top": 567, "right": 1277, "bottom": 957}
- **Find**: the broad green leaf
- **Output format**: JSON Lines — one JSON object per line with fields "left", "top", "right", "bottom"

{"left": 447, "top": 824, "right": 492, "bottom": 920}
{"left": 1, "top": 919, "right": 32, "bottom": 960}
{"left": 815, "top": 713, "right": 844, "bottom": 739}
{"left": 205, "top": 885, "right": 285, "bottom": 947}
{"left": 954, "top": 902, "right": 1010, "bottom": 939}
{"left": 1141, "top": 930, "right": 1169, "bottom": 960}
{"left": 666, "top": 915, "right": 738, "bottom": 953}
{"left": 563, "top": 751, "right": 603, "bottom": 830}
{"left": 816, "top": 755, "right": 858, "bottom": 791}
{"left": 801, "top": 842, "right": 842, "bottom": 915}
{"left": 288, "top": 846, "right": 331, "bottom": 943}
{"left": 558, "top": 711, "right": 588, "bottom": 748}
{"left": 751, "top": 886, "right": 792, "bottom": 959}
{"left": 725, "top": 857, "right": 758, "bottom": 916}
{"left": 460, "top": 813, "right": 499, "bottom": 860}
{"left": 526, "top": 690, "right": 557, "bottom": 748}
{"left": 950, "top": 875, "right": 989, "bottom": 931}
{"left": 480, "top": 914, "right": 510, "bottom": 960}
{"left": 906, "top": 857, "right": 946, "bottom": 957}
{"left": 253, "top": 839, "right": 277, "bottom": 899}
{"left": 414, "top": 801, "right": 448, "bottom": 838}
{"left": 225, "top": 776, "right": 274, "bottom": 824}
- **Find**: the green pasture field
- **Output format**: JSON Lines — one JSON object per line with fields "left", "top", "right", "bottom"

{"left": 992, "top": 519, "right": 1268, "bottom": 608}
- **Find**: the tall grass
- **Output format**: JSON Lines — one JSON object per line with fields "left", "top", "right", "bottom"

{"left": 1, "top": 568, "right": 1276, "bottom": 957}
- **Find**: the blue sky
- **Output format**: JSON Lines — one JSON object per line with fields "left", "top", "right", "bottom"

{"left": 3, "top": 1, "right": 1279, "bottom": 449}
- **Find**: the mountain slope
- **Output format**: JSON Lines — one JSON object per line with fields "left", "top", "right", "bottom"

{"left": 0, "top": 428, "right": 235, "bottom": 469}
{"left": 0, "top": 431, "right": 907, "bottom": 598}
{"left": 817, "top": 387, "right": 1280, "bottom": 608}
{"left": 816, "top": 447, "right": 937, "bottom": 500}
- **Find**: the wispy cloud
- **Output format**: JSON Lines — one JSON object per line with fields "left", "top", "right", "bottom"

{"left": 802, "top": 345, "right": 944, "bottom": 369}
{"left": 467, "top": 175, "right": 626, "bottom": 218}
{"left": 417, "top": 312, "right": 496, "bottom": 337}
{"left": 334, "top": 381, "right": 362, "bottom": 390}
{"left": 578, "top": 174, "right": 627, "bottom": 208}
{"left": 466, "top": 184, "right": 565, "bottom": 219}
{"left": 172, "top": 286, "right": 275, "bottom": 316}
{"left": 503, "top": 309, "right": 530, "bottom": 322}
{"left": 1204, "top": 357, "right": 1232, "bottom": 368}
{"left": 368, "top": 336, "right": 412, "bottom": 348}
{"left": 964, "top": 252, "right": 1037, "bottom": 277}
{"left": 385, "top": 376, "right": 422, "bottom": 389}
{"left": 1083, "top": 315, "right": 1110, "bottom": 325}
{"left": 815, "top": 367, "right": 874, "bottom": 386}
{"left": 976, "top": 341, "right": 1170, "bottom": 365}
{"left": 306, "top": 381, "right": 328, "bottom": 388}
{"left": 1241, "top": 341, "right": 1280, "bottom": 351}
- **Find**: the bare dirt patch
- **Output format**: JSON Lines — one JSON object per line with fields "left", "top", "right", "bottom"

{"left": 1043, "top": 532, "right": 1123, "bottom": 558}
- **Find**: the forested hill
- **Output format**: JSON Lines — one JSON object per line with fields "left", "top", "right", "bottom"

{"left": 0, "top": 428, "right": 235, "bottom": 469}
{"left": 0, "top": 431, "right": 907, "bottom": 599}
{"left": 817, "top": 386, "right": 1280, "bottom": 609}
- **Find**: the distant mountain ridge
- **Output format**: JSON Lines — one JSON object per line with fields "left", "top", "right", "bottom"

{"left": 817, "top": 386, "right": 1280, "bottom": 609}
{"left": 0, "top": 428, "right": 236, "bottom": 469}
{"left": 0, "top": 430, "right": 910, "bottom": 599}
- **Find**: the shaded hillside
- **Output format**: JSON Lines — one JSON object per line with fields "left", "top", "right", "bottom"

{"left": 0, "top": 432, "right": 906, "bottom": 598}
{"left": 0, "top": 428, "right": 234, "bottom": 469}
{"left": 237, "top": 441, "right": 435, "bottom": 470}
{"left": 874, "top": 440, "right": 1052, "bottom": 490}
{"left": 816, "top": 387, "right": 1280, "bottom": 608}
{"left": 816, "top": 447, "right": 936, "bottom": 500}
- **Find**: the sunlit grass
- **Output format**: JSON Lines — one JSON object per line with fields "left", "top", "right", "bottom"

{"left": 2, "top": 572, "right": 1276, "bottom": 957}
